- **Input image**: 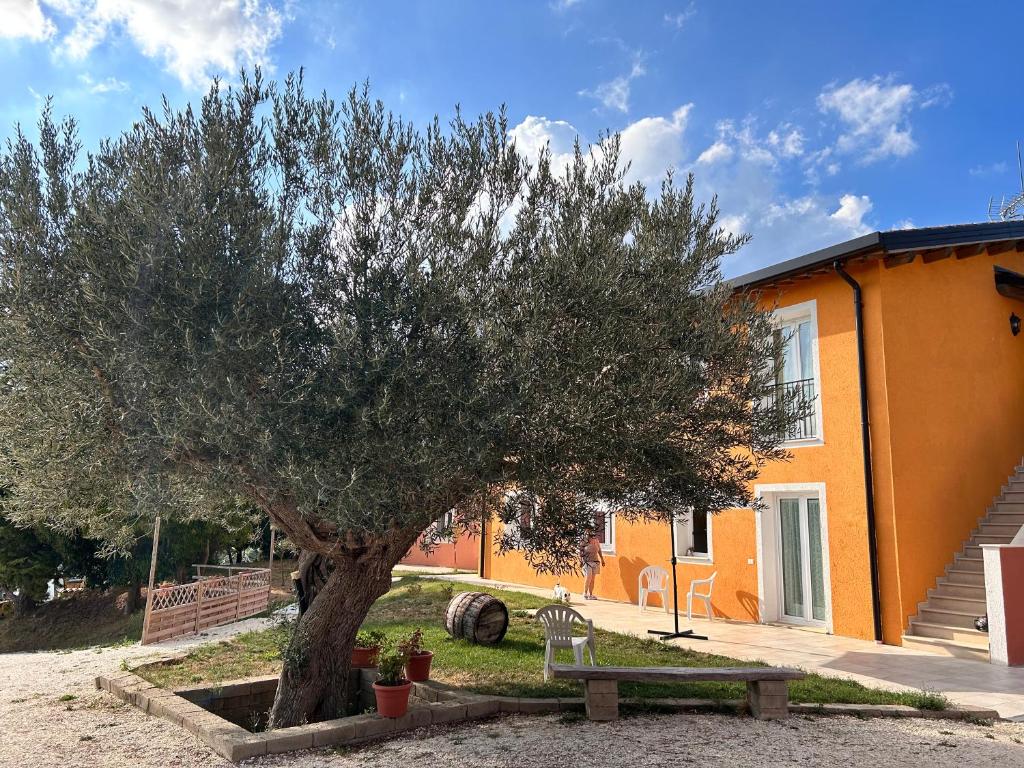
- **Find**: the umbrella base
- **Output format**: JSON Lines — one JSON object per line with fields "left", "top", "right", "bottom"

{"left": 648, "top": 628, "right": 708, "bottom": 641}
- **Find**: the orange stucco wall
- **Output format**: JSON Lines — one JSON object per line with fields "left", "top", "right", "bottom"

{"left": 746, "top": 262, "right": 883, "bottom": 641}
{"left": 401, "top": 533, "right": 479, "bottom": 571}
{"left": 483, "top": 245, "right": 1024, "bottom": 646}
{"left": 875, "top": 247, "right": 1024, "bottom": 640}
{"left": 483, "top": 510, "right": 759, "bottom": 620}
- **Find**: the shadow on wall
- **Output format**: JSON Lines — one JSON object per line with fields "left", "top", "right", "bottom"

{"left": 736, "top": 590, "right": 759, "bottom": 622}
{"left": 616, "top": 555, "right": 670, "bottom": 610}
{"left": 617, "top": 556, "right": 762, "bottom": 622}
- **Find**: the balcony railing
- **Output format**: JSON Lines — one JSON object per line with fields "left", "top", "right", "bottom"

{"left": 766, "top": 377, "right": 818, "bottom": 441}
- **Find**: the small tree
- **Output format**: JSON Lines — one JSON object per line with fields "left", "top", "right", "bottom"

{"left": 0, "top": 72, "right": 795, "bottom": 726}
{"left": 0, "top": 514, "right": 61, "bottom": 614}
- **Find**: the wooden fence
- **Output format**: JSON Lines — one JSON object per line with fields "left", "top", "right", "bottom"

{"left": 141, "top": 567, "right": 272, "bottom": 645}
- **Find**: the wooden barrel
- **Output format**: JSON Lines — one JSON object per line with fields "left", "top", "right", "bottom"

{"left": 444, "top": 591, "right": 509, "bottom": 645}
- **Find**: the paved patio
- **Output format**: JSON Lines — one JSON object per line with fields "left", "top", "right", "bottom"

{"left": 424, "top": 571, "right": 1024, "bottom": 720}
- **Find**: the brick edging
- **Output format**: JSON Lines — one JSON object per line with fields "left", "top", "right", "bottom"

{"left": 97, "top": 672, "right": 582, "bottom": 762}
{"left": 96, "top": 673, "right": 1001, "bottom": 762}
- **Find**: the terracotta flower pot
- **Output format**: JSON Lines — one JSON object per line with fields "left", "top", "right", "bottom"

{"left": 351, "top": 646, "right": 380, "bottom": 668}
{"left": 373, "top": 679, "right": 413, "bottom": 718}
{"left": 405, "top": 651, "right": 433, "bottom": 682}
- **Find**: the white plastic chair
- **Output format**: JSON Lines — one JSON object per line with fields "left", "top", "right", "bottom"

{"left": 535, "top": 604, "right": 596, "bottom": 681}
{"left": 686, "top": 571, "right": 718, "bottom": 620}
{"left": 638, "top": 565, "right": 670, "bottom": 613}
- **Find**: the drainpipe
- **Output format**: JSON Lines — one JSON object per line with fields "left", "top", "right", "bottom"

{"left": 478, "top": 508, "right": 487, "bottom": 579}
{"left": 834, "top": 260, "right": 884, "bottom": 643}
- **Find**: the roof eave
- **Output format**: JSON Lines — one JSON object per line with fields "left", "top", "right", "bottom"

{"left": 728, "top": 221, "right": 1024, "bottom": 291}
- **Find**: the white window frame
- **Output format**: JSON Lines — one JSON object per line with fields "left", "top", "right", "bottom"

{"left": 502, "top": 490, "right": 536, "bottom": 549}
{"left": 753, "top": 482, "right": 833, "bottom": 633}
{"left": 431, "top": 509, "right": 456, "bottom": 543}
{"left": 593, "top": 503, "right": 616, "bottom": 555}
{"left": 672, "top": 510, "right": 713, "bottom": 563}
{"left": 772, "top": 299, "right": 824, "bottom": 448}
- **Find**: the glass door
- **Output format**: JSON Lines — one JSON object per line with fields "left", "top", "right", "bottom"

{"left": 778, "top": 496, "right": 827, "bottom": 624}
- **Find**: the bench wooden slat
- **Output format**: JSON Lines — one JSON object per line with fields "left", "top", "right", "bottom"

{"left": 548, "top": 664, "right": 805, "bottom": 683}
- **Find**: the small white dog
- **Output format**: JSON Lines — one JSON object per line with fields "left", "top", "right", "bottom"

{"left": 553, "top": 583, "right": 570, "bottom": 603}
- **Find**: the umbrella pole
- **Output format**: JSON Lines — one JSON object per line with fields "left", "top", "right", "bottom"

{"left": 648, "top": 510, "right": 708, "bottom": 642}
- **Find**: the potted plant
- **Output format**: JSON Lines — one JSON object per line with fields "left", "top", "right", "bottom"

{"left": 352, "top": 629, "right": 386, "bottom": 668}
{"left": 401, "top": 628, "right": 433, "bottom": 682}
{"left": 372, "top": 642, "right": 413, "bottom": 718}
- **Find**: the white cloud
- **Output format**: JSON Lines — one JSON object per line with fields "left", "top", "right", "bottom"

{"left": 766, "top": 125, "right": 804, "bottom": 158}
{"left": 78, "top": 72, "right": 128, "bottom": 93}
{"left": 550, "top": 0, "right": 582, "bottom": 11}
{"left": 664, "top": 3, "right": 697, "bottom": 29}
{"left": 700, "top": 118, "right": 801, "bottom": 171}
{"left": 508, "top": 102, "right": 880, "bottom": 277}
{"left": 618, "top": 104, "right": 691, "bottom": 185}
{"left": 579, "top": 56, "right": 645, "bottom": 113}
{"left": 46, "top": 0, "right": 286, "bottom": 88}
{"left": 829, "top": 193, "right": 873, "bottom": 232}
{"left": 696, "top": 139, "right": 732, "bottom": 165}
{"left": 920, "top": 83, "right": 954, "bottom": 109}
{"left": 817, "top": 75, "right": 950, "bottom": 164}
{"left": 893, "top": 218, "right": 915, "bottom": 230}
{"left": 0, "top": 0, "right": 56, "bottom": 40}
{"left": 970, "top": 161, "right": 1009, "bottom": 177}
{"left": 508, "top": 105, "right": 690, "bottom": 188}
{"left": 718, "top": 213, "right": 748, "bottom": 238}
{"left": 508, "top": 115, "right": 578, "bottom": 175}
{"left": 718, "top": 187, "right": 876, "bottom": 276}
{"left": 688, "top": 117, "right": 877, "bottom": 275}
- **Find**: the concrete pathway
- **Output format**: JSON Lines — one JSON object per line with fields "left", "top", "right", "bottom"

{"left": 427, "top": 572, "right": 1024, "bottom": 720}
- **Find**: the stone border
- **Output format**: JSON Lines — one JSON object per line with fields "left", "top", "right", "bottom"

{"left": 97, "top": 671, "right": 581, "bottom": 762}
{"left": 97, "top": 672, "right": 1001, "bottom": 762}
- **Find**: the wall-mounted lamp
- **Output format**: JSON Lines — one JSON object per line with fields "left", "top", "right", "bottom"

{"left": 1012, "top": 313, "right": 1021, "bottom": 336}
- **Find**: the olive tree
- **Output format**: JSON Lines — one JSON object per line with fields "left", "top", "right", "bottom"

{"left": 0, "top": 72, "right": 795, "bottom": 727}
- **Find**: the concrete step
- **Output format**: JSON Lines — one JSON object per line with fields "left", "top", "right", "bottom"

{"left": 952, "top": 555, "right": 984, "bottom": 573}
{"left": 971, "top": 533, "right": 1017, "bottom": 545}
{"left": 907, "top": 619, "right": 990, "bottom": 646}
{"left": 997, "top": 493, "right": 1024, "bottom": 506}
{"left": 923, "top": 592, "right": 987, "bottom": 614}
{"left": 944, "top": 568, "right": 986, "bottom": 586}
{"left": 962, "top": 542, "right": 1012, "bottom": 559}
{"left": 916, "top": 606, "right": 983, "bottom": 629}
{"left": 984, "top": 511, "right": 1024, "bottom": 526}
{"left": 933, "top": 579, "right": 986, "bottom": 599}
{"left": 977, "top": 521, "right": 1023, "bottom": 537}
{"left": 963, "top": 544, "right": 982, "bottom": 559}
{"left": 901, "top": 634, "right": 989, "bottom": 662}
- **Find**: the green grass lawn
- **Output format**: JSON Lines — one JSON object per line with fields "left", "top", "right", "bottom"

{"left": 136, "top": 575, "right": 947, "bottom": 710}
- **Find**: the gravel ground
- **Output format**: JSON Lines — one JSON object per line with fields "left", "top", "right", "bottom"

{"left": 2, "top": 624, "right": 1022, "bottom": 768}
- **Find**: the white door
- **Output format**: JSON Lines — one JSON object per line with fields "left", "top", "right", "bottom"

{"left": 777, "top": 496, "right": 827, "bottom": 624}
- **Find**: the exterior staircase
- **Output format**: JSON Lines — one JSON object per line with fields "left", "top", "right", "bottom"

{"left": 902, "top": 464, "right": 1024, "bottom": 662}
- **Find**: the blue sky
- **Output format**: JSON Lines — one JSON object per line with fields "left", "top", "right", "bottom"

{"left": 2, "top": 1, "right": 1022, "bottom": 276}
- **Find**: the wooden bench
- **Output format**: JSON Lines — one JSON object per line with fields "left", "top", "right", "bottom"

{"left": 549, "top": 664, "right": 806, "bottom": 721}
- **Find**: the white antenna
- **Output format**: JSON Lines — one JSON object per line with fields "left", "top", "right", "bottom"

{"left": 988, "top": 141, "right": 1024, "bottom": 221}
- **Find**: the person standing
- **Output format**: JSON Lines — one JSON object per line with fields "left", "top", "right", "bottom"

{"left": 581, "top": 529, "right": 605, "bottom": 600}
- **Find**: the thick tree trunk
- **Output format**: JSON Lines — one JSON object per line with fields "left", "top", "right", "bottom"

{"left": 295, "top": 550, "right": 332, "bottom": 614}
{"left": 268, "top": 553, "right": 395, "bottom": 728}
{"left": 13, "top": 591, "right": 36, "bottom": 617}
{"left": 123, "top": 577, "right": 142, "bottom": 615}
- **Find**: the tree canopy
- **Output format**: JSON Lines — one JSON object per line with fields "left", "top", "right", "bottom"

{"left": 0, "top": 71, "right": 795, "bottom": 725}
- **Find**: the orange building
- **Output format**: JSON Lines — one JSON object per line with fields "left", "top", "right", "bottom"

{"left": 401, "top": 510, "right": 480, "bottom": 571}
{"left": 482, "top": 221, "right": 1024, "bottom": 659}
{"left": 401, "top": 532, "right": 479, "bottom": 571}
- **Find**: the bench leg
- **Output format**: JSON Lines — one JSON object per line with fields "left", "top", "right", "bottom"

{"left": 747, "top": 680, "right": 789, "bottom": 720}
{"left": 584, "top": 679, "right": 619, "bottom": 721}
